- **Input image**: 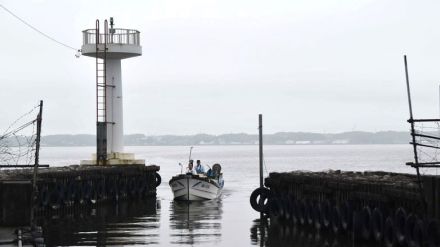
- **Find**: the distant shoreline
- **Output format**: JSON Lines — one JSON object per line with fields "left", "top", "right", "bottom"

{"left": 39, "top": 143, "right": 410, "bottom": 148}
{"left": 33, "top": 131, "right": 411, "bottom": 146}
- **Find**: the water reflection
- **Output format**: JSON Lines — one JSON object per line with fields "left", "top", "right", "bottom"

{"left": 36, "top": 199, "right": 160, "bottom": 246}
{"left": 169, "top": 199, "right": 223, "bottom": 245}
{"left": 250, "top": 218, "right": 381, "bottom": 247}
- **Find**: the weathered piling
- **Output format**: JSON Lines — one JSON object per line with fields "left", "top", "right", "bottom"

{"left": 251, "top": 170, "right": 440, "bottom": 246}
{"left": 0, "top": 164, "right": 160, "bottom": 226}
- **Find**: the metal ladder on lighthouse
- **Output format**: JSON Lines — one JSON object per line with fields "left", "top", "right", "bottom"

{"left": 95, "top": 20, "right": 108, "bottom": 165}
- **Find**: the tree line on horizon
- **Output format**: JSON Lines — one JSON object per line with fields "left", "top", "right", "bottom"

{"left": 32, "top": 131, "right": 412, "bottom": 146}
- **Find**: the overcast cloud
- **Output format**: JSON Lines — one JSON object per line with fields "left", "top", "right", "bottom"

{"left": 1, "top": 0, "right": 440, "bottom": 135}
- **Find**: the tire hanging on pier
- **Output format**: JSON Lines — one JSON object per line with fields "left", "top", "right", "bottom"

{"left": 95, "top": 180, "right": 105, "bottom": 201}
{"left": 405, "top": 214, "right": 417, "bottom": 247}
{"left": 77, "top": 181, "right": 86, "bottom": 204}
{"left": 312, "top": 202, "right": 322, "bottom": 231}
{"left": 137, "top": 176, "right": 147, "bottom": 197}
{"left": 118, "top": 178, "right": 127, "bottom": 198}
{"left": 268, "top": 197, "right": 282, "bottom": 218}
{"left": 289, "top": 197, "right": 298, "bottom": 225}
{"left": 250, "top": 187, "right": 272, "bottom": 213}
{"left": 284, "top": 196, "right": 295, "bottom": 221}
{"left": 128, "top": 177, "right": 138, "bottom": 197}
{"left": 89, "top": 182, "right": 98, "bottom": 204}
{"left": 50, "top": 182, "right": 65, "bottom": 209}
{"left": 155, "top": 173, "right": 161, "bottom": 187}
{"left": 38, "top": 185, "right": 50, "bottom": 208}
{"left": 412, "top": 218, "right": 425, "bottom": 247}
{"left": 66, "top": 180, "right": 77, "bottom": 204}
{"left": 297, "top": 200, "right": 306, "bottom": 225}
{"left": 278, "top": 197, "right": 288, "bottom": 220}
{"left": 107, "top": 179, "right": 118, "bottom": 201}
{"left": 306, "top": 200, "right": 314, "bottom": 226}
{"left": 321, "top": 200, "right": 331, "bottom": 229}
{"left": 82, "top": 181, "right": 93, "bottom": 203}
{"left": 331, "top": 205, "right": 342, "bottom": 234}
{"left": 371, "top": 207, "right": 384, "bottom": 242}
{"left": 384, "top": 217, "right": 396, "bottom": 247}
{"left": 360, "top": 206, "right": 372, "bottom": 241}
{"left": 394, "top": 207, "right": 407, "bottom": 246}
{"left": 340, "top": 201, "right": 352, "bottom": 232}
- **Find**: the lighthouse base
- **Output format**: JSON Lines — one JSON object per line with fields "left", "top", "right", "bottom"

{"left": 80, "top": 152, "right": 145, "bottom": 166}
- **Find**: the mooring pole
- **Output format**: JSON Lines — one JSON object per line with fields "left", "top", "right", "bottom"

{"left": 259, "top": 114, "right": 263, "bottom": 189}
{"left": 32, "top": 100, "right": 43, "bottom": 191}
{"left": 31, "top": 100, "right": 43, "bottom": 223}
{"left": 404, "top": 55, "right": 427, "bottom": 211}
{"left": 258, "top": 114, "right": 264, "bottom": 219}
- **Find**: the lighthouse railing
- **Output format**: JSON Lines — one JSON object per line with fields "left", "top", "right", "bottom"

{"left": 83, "top": 28, "right": 140, "bottom": 46}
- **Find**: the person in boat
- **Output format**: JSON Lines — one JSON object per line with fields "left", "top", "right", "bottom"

{"left": 207, "top": 163, "right": 221, "bottom": 178}
{"left": 187, "top": 160, "right": 196, "bottom": 174}
{"left": 195, "top": 160, "right": 205, "bottom": 174}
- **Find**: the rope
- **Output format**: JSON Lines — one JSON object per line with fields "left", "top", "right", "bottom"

{"left": 0, "top": 3, "right": 78, "bottom": 51}
{"left": 263, "top": 156, "right": 269, "bottom": 176}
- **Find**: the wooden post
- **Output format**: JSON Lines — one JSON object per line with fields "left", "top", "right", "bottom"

{"left": 31, "top": 100, "right": 43, "bottom": 223}
{"left": 404, "top": 55, "right": 427, "bottom": 211}
{"left": 32, "top": 100, "right": 43, "bottom": 193}
{"left": 258, "top": 114, "right": 263, "bottom": 219}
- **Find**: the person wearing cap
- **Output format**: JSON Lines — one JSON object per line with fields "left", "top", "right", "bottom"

{"left": 195, "top": 160, "right": 205, "bottom": 174}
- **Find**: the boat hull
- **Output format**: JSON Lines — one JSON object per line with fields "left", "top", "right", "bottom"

{"left": 169, "top": 174, "right": 222, "bottom": 201}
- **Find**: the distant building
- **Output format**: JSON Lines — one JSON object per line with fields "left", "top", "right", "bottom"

{"left": 312, "top": 140, "right": 327, "bottom": 144}
{"left": 332, "top": 139, "right": 349, "bottom": 144}
{"left": 295, "top": 141, "right": 311, "bottom": 145}
{"left": 199, "top": 140, "right": 214, "bottom": 145}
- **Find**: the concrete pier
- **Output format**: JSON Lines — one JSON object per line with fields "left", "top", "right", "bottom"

{"left": 0, "top": 164, "right": 160, "bottom": 226}
{"left": 251, "top": 170, "right": 440, "bottom": 246}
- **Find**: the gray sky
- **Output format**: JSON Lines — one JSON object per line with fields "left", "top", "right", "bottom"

{"left": 1, "top": 0, "right": 440, "bottom": 135}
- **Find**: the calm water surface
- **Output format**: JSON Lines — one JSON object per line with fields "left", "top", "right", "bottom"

{"left": 37, "top": 145, "right": 422, "bottom": 246}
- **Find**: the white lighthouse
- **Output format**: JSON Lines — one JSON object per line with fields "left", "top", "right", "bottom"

{"left": 80, "top": 18, "right": 144, "bottom": 165}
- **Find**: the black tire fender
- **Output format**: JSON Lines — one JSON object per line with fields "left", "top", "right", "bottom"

{"left": 340, "top": 201, "right": 352, "bottom": 231}
{"left": 384, "top": 217, "right": 396, "bottom": 247}
{"left": 297, "top": 200, "right": 306, "bottom": 225}
{"left": 371, "top": 207, "right": 384, "bottom": 242}
{"left": 305, "top": 200, "right": 314, "bottom": 226}
{"left": 331, "top": 205, "right": 342, "bottom": 234}
{"left": 405, "top": 214, "right": 417, "bottom": 247}
{"left": 394, "top": 207, "right": 407, "bottom": 245}
{"left": 155, "top": 173, "right": 162, "bottom": 187}
{"left": 39, "top": 185, "right": 50, "bottom": 207}
{"left": 313, "top": 202, "right": 322, "bottom": 230}
{"left": 321, "top": 200, "right": 331, "bottom": 229}
{"left": 128, "top": 177, "right": 137, "bottom": 196}
{"left": 412, "top": 219, "right": 425, "bottom": 247}
{"left": 250, "top": 187, "right": 272, "bottom": 213}
{"left": 360, "top": 206, "right": 372, "bottom": 241}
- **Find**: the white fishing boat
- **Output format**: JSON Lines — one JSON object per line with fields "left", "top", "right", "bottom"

{"left": 169, "top": 163, "right": 224, "bottom": 201}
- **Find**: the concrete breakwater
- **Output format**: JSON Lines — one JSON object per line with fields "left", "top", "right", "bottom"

{"left": 251, "top": 170, "right": 440, "bottom": 246}
{"left": 0, "top": 164, "right": 161, "bottom": 227}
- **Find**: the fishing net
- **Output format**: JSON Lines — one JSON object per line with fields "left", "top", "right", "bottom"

{"left": 412, "top": 121, "right": 440, "bottom": 175}
{"left": 0, "top": 104, "right": 41, "bottom": 167}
